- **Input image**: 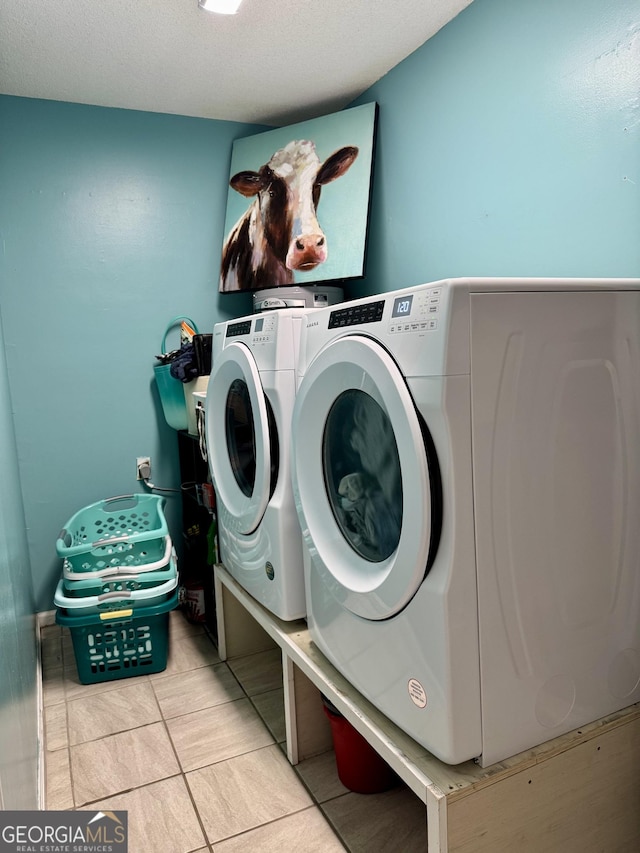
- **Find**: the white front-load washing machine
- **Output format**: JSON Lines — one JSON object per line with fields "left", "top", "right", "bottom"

{"left": 205, "top": 308, "right": 308, "bottom": 620}
{"left": 291, "top": 277, "right": 640, "bottom": 766}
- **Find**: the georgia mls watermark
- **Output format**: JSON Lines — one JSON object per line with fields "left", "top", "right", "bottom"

{"left": 0, "top": 811, "right": 127, "bottom": 853}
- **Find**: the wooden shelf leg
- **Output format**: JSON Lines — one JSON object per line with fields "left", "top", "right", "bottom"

{"left": 214, "top": 565, "right": 277, "bottom": 660}
{"left": 283, "top": 653, "right": 333, "bottom": 765}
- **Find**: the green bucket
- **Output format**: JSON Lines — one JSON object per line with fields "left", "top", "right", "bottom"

{"left": 154, "top": 316, "right": 199, "bottom": 431}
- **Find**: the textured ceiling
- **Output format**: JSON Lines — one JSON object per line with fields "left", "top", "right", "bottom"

{"left": 0, "top": 0, "right": 473, "bottom": 126}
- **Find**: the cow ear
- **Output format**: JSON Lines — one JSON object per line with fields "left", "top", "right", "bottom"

{"left": 230, "top": 171, "right": 265, "bottom": 197}
{"left": 316, "top": 146, "right": 359, "bottom": 185}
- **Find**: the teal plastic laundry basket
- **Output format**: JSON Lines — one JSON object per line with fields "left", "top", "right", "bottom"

{"left": 56, "top": 591, "right": 178, "bottom": 684}
{"left": 61, "top": 539, "right": 175, "bottom": 598}
{"left": 54, "top": 572, "right": 178, "bottom": 617}
{"left": 56, "top": 494, "right": 169, "bottom": 573}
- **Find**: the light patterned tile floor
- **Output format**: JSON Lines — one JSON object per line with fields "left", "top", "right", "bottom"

{"left": 42, "top": 608, "right": 426, "bottom": 852}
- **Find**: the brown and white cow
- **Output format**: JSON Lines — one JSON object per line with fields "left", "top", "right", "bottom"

{"left": 219, "top": 139, "right": 359, "bottom": 292}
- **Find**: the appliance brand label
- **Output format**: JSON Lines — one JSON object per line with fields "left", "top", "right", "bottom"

{"left": 407, "top": 678, "right": 427, "bottom": 709}
{"left": 265, "top": 561, "right": 275, "bottom": 580}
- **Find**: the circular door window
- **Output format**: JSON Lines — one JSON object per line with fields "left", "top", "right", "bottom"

{"left": 226, "top": 378, "right": 256, "bottom": 497}
{"left": 206, "top": 342, "right": 271, "bottom": 534}
{"left": 292, "top": 334, "right": 440, "bottom": 620}
{"left": 225, "top": 377, "right": 280, "bottom": 500}
{"left": 323, "top": 389, "right": 402, "bottom": 563}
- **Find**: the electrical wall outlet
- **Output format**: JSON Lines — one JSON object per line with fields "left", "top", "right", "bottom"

{"left": 136, "top": 456, "right": 151, "bottom": 480}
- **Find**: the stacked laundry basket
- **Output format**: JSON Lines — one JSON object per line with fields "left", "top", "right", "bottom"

{"left": 54, "top": 494, "right": 178, "bottom": 684}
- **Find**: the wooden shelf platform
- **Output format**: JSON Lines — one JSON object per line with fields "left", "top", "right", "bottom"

{"left": 214, "top": 564, "right": 640, "bottom": 852}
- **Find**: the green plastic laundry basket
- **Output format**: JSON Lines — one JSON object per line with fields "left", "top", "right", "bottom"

{"left": 54, "top": 572, "right": 178, "bottom": 617}
{"left": 56, "top": 591, "right": 178, "bottom": 684}
{"left": 61, "top": 538, "right": 175, "bottom": 597}
{"left": 56, "top": 494, "right": 169, "bottom": 573}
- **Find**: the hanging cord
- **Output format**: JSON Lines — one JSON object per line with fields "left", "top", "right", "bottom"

{"left": 142, "top": 481, "right": 182, "bottom": 493}
{"left": 139, "top": 466, "right": 184, "bottom": 494}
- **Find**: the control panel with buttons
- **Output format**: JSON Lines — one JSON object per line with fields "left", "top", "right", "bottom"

{"left": 326, "top": 287, "right": 443, "bottom": 334}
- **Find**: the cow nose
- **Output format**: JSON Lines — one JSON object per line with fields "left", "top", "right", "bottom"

{"left": 287, "top": 233, "right": 328, "bottom": 270}
{"left": 295, "top": 235, "right": 324, "bottom": 251}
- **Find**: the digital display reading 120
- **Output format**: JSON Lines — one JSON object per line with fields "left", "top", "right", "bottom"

{"left": 392, "top": 294, "right": 414, "bottom": 318}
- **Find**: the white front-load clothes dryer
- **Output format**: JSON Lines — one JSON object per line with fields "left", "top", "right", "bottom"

{"left": 291, "top": 277, "right": 640, "bottom": 766}
{"left": 205, "top": 308, "right": 308, "bottom": 620}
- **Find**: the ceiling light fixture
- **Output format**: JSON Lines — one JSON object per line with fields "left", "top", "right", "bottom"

{"left": 198, "top": 0, "right": 243, "bottom": 13}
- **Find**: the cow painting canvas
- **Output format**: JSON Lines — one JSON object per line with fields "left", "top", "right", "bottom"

{"left": 219, "top": 102, "right": 377, "bottom": 293}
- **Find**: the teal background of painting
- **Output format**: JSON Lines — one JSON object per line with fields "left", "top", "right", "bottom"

{"left": 221, "top": 102, "right": 377, "bottom": 287}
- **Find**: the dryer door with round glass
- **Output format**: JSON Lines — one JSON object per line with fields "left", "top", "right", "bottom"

{"left": 292, "top": 334, "right": 441, "bottom": 620}
{"left": 206, "top": 342, "right": 278, "bottom": 535}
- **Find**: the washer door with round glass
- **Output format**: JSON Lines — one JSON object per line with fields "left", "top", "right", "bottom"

{"left": 292, "top": 335, "right": 440, "bottom": 620}
{"left": 206, "top": 342, "right": 278, "bottom": 535}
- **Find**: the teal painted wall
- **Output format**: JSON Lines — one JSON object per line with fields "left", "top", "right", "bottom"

{"left": 0, "top": 97, "right": 259, "bottom": 612}
{"left": 0, "top": 0, "right": 637, "bottom": 805}
{"left": 349, "top": 0, "right": 639, "bottom": 298}
{"left": 0, "top": 302, "right": 38, "bottom": 809}
{"left": 3, "top": 1, "right": 637, "bottom": 616}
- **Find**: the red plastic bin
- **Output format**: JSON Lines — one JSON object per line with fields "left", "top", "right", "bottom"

{"left": 322, "top": 696, "right": 399, "bottom": 794}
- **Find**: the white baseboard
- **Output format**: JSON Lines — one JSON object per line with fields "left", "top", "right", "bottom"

{"left": 35, "top": 618, "right": 45, "bottom": 809}
{"left": 37, "top": 609, "right": 56, "bottom": 628}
